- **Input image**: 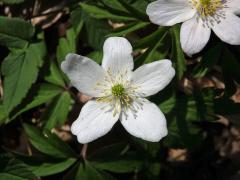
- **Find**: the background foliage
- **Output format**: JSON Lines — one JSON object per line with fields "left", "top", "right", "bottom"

{"left": 0, "top": 0, "right": 240, "bottom": 179}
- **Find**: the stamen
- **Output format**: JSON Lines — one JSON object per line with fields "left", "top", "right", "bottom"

{"left": 189, "top": 0, "right": 228, "bottom": 27}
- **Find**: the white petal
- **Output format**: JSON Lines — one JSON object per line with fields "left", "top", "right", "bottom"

{"left": 61, "top": 53, "right": 110, "bottom": 97}
{"left": 180, "top": 17, "right": 211, "bottom": 56}
{"left": 120, "top": 99, "right": 168, "bottom": 142}
{"left": 227, "top": 0, "right": 240, "bottom": 14}
{"left": 131, "top": 60, "right": 175, "bottom": 97}
{"left": 102, "top": 37, "right": 134, "bottom": 76}
{"left": 71, "top": 100, "right": 119, "bottom": 144}
{"left": 212, "top": 12, "right": 240, "bottom": 45}
{"left": 146, "top": 0, "right": 196, "bottom": 26}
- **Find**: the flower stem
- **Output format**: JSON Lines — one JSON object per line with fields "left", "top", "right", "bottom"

{"left": 81, "top": 144, "right": 88, "bottom": 160}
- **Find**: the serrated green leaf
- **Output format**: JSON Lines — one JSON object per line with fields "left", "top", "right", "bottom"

{"left": 0, "top": 16, "right": 34, "bottom": 48}
{"left": 0, "top": 154, "right": 36, "bottom": 180}
{"left": 9, "top": 83, "right": 63, "bottom": 121}
{"left": 43, "top": 91, "right": 72, "bottom": 131}
{"left": 23, "top": 124, "right": 77, "bottom": 158}
{"left": 2, "top": 42, "right": 46, "bottom": 114}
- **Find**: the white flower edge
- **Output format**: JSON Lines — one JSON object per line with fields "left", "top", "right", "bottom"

{"left": 61, "top": 37, "right": 175, "bottom": 143}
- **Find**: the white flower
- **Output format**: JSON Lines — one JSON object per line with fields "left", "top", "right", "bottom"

{"left": 146, "top": 0, "right": 240, "bottom": 55}
{"left": 61, "top": 37, "right": 175, "bottom": 144}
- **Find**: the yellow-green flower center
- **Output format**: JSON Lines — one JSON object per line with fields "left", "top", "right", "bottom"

{"left": 200, "top": 0, "right": 211, "bottom": 5}
{"left": 190, "top": 0, "right": 225, "bottom": 18}
{"left": 112, "top": 84, "right": 125, "bottom": 97}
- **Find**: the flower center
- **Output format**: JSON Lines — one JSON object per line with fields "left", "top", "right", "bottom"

{"left": 111, "top": 84, "right": 125, "bottom": 97}
{"left": 190, "top": 0, "right": 227, "bottom": 25}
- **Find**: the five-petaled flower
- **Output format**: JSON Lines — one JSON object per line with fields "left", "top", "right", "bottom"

{"left": 146, "top": 0, "right": 240, "bottom": 56}
{"left": 61, "top": 37, "right": 175, "bottom": 144}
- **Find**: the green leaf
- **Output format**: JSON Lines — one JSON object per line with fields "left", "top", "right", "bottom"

{"left": 100, "top": 0, "right": 129, "bottom": 13}
{"left": 30, "top": 158, "right": 76, "bottom": 177}
{"left": 89, "top": 143, "right": 141, "bottom": 173}
{"left": 135, "top": 28, "right": 169, "bottom": 67}
{"left": 57, "top": 28, "right": 78, "bottom": 65}
{"left": 0, "top": 154, "right": 36, "bottom": 180}
{"left": 116, "top": 0, "right": 148, "bottom": 21}
{"left": 2, "top": 0, "right": 25, "bottom": 4}
{"left": 9, "top": 83, "right": 63, "bottom": 121}
{"left": 171, "top": 25, "right": 186, "bottom": 80}
{"left": 108, "top": 22, "right": 149, "bottom": 37}
{"left": 43, "top": 91, "right": 72, "bottom": 131}
{"left": 0, "top": 103, "right": 8, "bottom": 124}
{"left": 64, "top": 162, "right": 114, "bottom": 180}
{"left": 44, "top": 60, "right": 66, "bottom": 87}
{"left": 153, "top": 88, "right": 215, "bottom": 148}
{"left": 90, "top": 157, "right": 142, "bottom": 173}
{"left": 23, "top": 124, "right": 77, "bottom": 158}
{"left": 0, "top": 16, "right": 34, "bottom": 48}
{"left": 82, "top": 11, "right": 111, "bottom": 50}
{"left": 87, "top": 51, "right": 103, "bottom": 64}
{"left": 134, "top": 27, "right": 169, "bottom": 50}
{"left": 2, "top": 42, "right": 46, "bottom": 113}
{"left": 80, "top": 3, "right": 136, "bottom": 21}
{"left": 15, "top": 154, "right": 76, "bottom": 177}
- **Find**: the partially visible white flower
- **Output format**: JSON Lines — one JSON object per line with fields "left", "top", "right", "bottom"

{"left": 146, "top": 0, "right": 240, "bottom": 56}
{"left": 61, "top": 37, "right": 175, "bottom": 144}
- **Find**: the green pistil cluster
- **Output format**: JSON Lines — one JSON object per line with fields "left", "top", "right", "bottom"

{"left": 112, "top": 84, "right": 125, "bottom": 97}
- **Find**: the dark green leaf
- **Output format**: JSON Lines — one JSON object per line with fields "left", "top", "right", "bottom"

{"left": 23, "top": 124, "right": 77, "bottom": 158}
{"left": 135, "top": 28, "right": 169, "bottom": 67}
{"left": 0, "top": 16, "right": 34, "bottom": 48}
{"left": 9, "top": 83, "right": 63, "bottom": 121}
{"left": 80, "top": 3, "right": 136, "bottom": 21}
{"left": 108, "top": 22, "right": 149, "bottom": 37}
{"left": 171, "top": 25, "right": 186, "bottom": 80}
{"left": 43, "top": 91, "right": 72, "bottom": 131}
{"left": 116, "top": 0, "right": 148, "bottom": 21}
{"left": 44, "top": 60, "right": 66, "bottom": 87}
{"left": 193, "top": 43, "right": 223, "bottom": 78}
{"left": 82, "top": 12, "right": 112, "bottom": 50}
{"left": 0, "top": 154, "right": 36, "bottom": 180}
{"left": 2, "top": 42, "right": 46, "bottom": 113}
{"left": 15, "top": 154, "right": 76, "bottom": 177}
{"left": 87, "top": 51, "right": 103, "bottom": 64}
{"left": 57, "top": 28, "right": 78, "bottom": 65}
{"left": 2, "top": 0, "right": 25, "bottom": 4}
{"left": 66, "top": 162, "right": 115, "bottom": 180}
